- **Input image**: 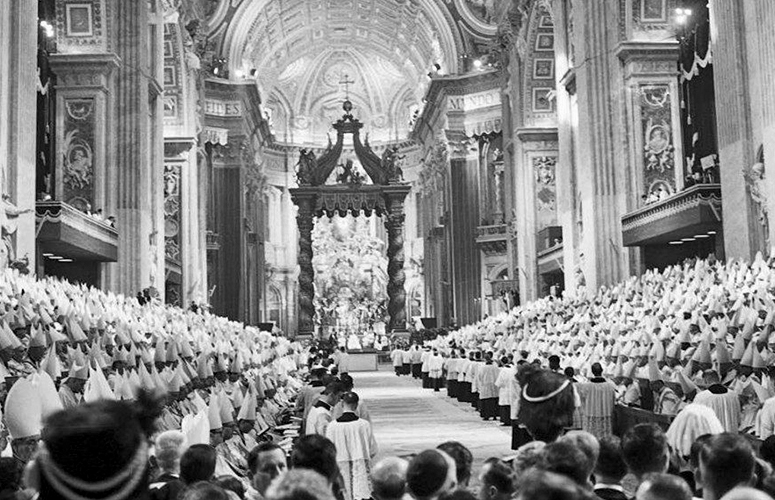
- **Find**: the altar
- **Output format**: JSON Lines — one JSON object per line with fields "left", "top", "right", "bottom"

{"left": 348, "top": 351, "right": 379, "bottom": 372}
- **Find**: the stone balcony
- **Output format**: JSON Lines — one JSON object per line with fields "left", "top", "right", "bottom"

{"left": 36, "top": 201, "right": 118, "bottom": 261}
{"left": 475, "top": 223, "right": 507, "bottom": 255}
{"left": 621, "top": 184, "right": 722, "bottom": 246}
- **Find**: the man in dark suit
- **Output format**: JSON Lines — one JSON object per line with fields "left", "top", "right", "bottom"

{"left": 593, "top": 436, "right": 629, "bottom": 500}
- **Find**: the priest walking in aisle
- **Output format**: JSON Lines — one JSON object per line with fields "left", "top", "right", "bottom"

{"left": 306, "top": 380, "right": 346, "bottom": 436}
{"left": 391, "top": 345, "right": 404, "bottom": 376}
{"left": 577, "top": 362, "right": 617, "bottom": 438}
{"left": 326, "top": 392, "right": 378, "bottom": 500}
{"left": 476, "top": 352, "right": 501, "bottom": 420}
{"left": 428, "top": 349, "right": 445, "bottom": 392}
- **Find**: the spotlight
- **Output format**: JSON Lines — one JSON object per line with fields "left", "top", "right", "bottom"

{"left": 235, "top": 69, "right": 245, "bottom": 78}
{"left": 674, "top": 7, "right": 692, "bottom": 25}
{"left": 213, "top": 67, "right": 220, "bottom": 75}
{"left": 60, "top": 259, "right": 73, "bottom": 263}
{"left": 473, "top": 59, "right": 482, "bottom": 69}
{"left": 669, "top": 241, "right": 683, "bottom": 245}
{"left": 40, "top": 20, "right": 55, "bottom": 38}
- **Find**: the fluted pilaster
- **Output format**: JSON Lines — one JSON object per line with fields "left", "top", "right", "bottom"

{"left": 0, "top": 1, "right": 37, "bottom": 265}
{"left": 113, "top": 0, "right": 154, "bottom": 295}
{"left": 573, "top": 0, "right": 626, "bottom": 289}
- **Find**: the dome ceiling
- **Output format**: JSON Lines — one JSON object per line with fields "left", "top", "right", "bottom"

{"left": 208, "top": 0, "right": 502, "bottom": 146}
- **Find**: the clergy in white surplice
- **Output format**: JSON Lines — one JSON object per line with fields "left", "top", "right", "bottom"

{"left": 326, "top": 391, "right": 378, "bottom": 500}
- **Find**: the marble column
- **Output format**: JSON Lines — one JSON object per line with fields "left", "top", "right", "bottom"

{"left": 447, "top": 137, "right": 481, "bottom": 325}
{"left": 294, "top": 195, "right": 316, "bottom": 335}
{"left": 571, "top": 0, "right": 627, "bottom": 290}
{"left": 0, "top": 1, "right": 38, "bottom": 266}
{"left": 112, "top": 0, "right": 158, "bottom": 296}
{"left": 710, "top": 0, "right": 775, "bottom": 257}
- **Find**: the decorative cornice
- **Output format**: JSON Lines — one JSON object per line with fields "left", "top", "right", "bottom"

{"left": 164, "top": 136, "right": 197, "bottom": 159}
{"left": 615, "top": 41, "right": 680, "bottom": 64}
{"left": 515, "top": 127, "right": 558, "bottom": 143}
{"left": 50, "top": 53, "right": 121, "bottom": 92}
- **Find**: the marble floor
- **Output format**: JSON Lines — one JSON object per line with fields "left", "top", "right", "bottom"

{"left": 352, "top": 367, "right": 513, "bottom": 473}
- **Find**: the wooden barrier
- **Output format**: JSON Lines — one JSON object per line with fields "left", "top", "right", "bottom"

{"left": 612, "top": 404, "right": 763, "bottom": 453}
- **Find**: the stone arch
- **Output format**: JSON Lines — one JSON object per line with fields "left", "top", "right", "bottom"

{"left": 266, "top": 282, "right": 284, "bottom": 326}
{"left": 488, "top": 263, "right": 510, "bottom": 283}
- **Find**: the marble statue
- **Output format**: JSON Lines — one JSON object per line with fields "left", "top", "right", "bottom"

{"left": 744, "top": 159, "right": 769, "bottom": 247}
{"left": 382, "top": 146, "right": 405, "bottom": 183}
{"left": 296, "top": 148, "right": 317, "bottom": 185}
{"left": 0, "top": 195, "right": 31, "bottom": 269}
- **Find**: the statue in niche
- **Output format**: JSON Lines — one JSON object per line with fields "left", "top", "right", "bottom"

{"left": 295, "top": 148, "right": 317, "bottom": 185}
{"left": 382, "top": 146, "right": 405, "bottom": 183}
{"left": 743, "top": 149, "right": 769, "bottom": 250}
{"left": 644, "top": 120, "right": 674, "bottom": 173}
{"left": 0, "top": 194, "right": 32, "bottom": 270}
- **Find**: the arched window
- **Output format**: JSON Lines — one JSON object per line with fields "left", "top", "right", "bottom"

{"left": 267, "top": 286, "right": 282, "bottom": 325}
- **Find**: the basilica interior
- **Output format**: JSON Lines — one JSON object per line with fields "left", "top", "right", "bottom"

{"left": 1, "top": 0, "right": 773, "bottom": 336}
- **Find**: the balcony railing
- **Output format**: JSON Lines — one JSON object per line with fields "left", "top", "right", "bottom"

{"left": 621, "top": 184, "right": 722, "bottom": 246}
{"left": 36, "top": 201, "right": 118, "bottom": 261}
{"left": 476, "top": 223, "right": 507, "bottom": 255}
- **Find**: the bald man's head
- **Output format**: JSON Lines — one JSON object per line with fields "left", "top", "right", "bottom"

{"left": 407, "top": 450, "right": 458, "bottom": 500}
{"left": 371, "top": 457, "right": 409, "bottom": 500}
{"left": 720, "top": 487, "right": 773, "bottom": 500}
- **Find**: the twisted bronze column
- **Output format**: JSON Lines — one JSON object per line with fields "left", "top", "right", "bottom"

{"left": 385, "top": 207, "right": 407, "bottom": 332}
{"left": 296, "top": 202, "right": 316, "bottom": 334}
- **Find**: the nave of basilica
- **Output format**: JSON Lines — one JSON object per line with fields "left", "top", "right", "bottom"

{"left": 1, "top": 0, "right": 775, "bottom": 499}
{"left": 2, "top": 0, "right": 774, "bottom": 333}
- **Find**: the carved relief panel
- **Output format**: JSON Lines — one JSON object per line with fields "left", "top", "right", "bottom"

{"left": 59, "top": 98, "right": 96, "bottom": 211}
{"left": 164, "top": 163, "right": 182, "bottom": 262}
{"left": 635, "top": 83, "right": 681, "bottom": 201}
{"left": 533, "top": 155, "right": 558, "bottom": 231}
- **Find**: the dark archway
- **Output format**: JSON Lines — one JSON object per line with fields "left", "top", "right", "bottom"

{"left": 290, "top": 102, "right": 411, "bottom": 335}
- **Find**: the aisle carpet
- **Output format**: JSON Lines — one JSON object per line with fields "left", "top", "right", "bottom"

{"left": 351, "top": 368, "right": 513, "bottom": 472}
